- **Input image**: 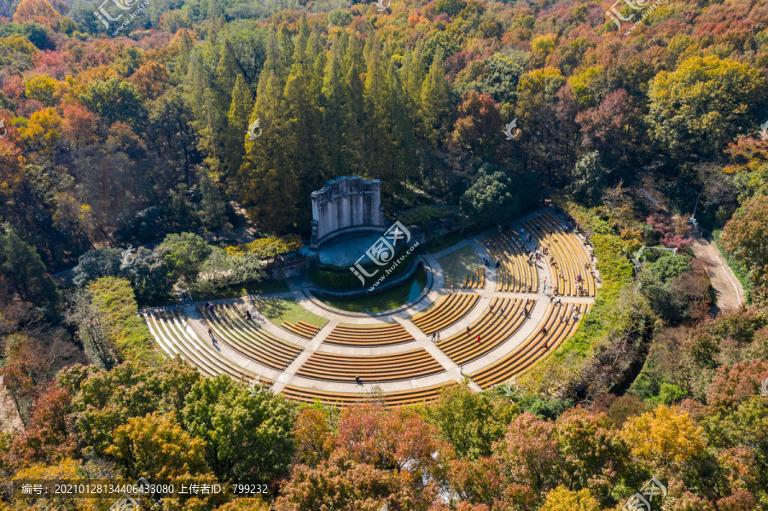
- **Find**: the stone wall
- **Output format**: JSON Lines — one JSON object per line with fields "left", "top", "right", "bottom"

{"left": 311, "top": 176, "right": 384, "bottom": 246}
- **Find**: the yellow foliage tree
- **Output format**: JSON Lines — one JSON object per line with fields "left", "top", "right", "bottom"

{"left": 539, "top": 486, "right": 601, "bottom": 511}
{"left": 214, "top": 498, "right": 270, "bottom": 511}
{"left": 24, "top": 75, "right": 62, "bottom": 106}
{"left": 620, "top": 405, "right": 706, "bottom": 469}
{"left": 516, "top": 67, "right": 566, "bottom": 110}
{"left": 20, "top": 107, "right": 63, "bottom": 150}
{"left": 530, "top": 33, "right": 557, "bottom": 66}
{"left": 105, "top": 412, "right": 210, "bottom": 481}
{"left": 12, "top": 458, "right": 99, "bottom": 511}
{"left": 567, "top": 66, "right": 604, "bottom": 108}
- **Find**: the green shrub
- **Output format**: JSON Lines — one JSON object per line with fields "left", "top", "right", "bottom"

{"left": 88, "top": 277, "right": 162, "bottom": 364}
{"left": 554, "top": 230, "right": 634, "bottom": 359}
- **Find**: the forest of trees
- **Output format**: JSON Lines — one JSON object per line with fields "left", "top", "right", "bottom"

{"left": 1, "top": 0, "right": 768, "bottom": 508}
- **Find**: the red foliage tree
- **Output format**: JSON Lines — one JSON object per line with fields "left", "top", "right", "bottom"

{"left": 11, "top": 385, "right": 77, "bottom": 466}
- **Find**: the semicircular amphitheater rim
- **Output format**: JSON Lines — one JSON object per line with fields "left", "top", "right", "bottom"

{"left": 141, "top": 208, "right": 598, "bottom": 406}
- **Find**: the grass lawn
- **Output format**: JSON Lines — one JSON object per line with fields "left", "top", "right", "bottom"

{"left": 254, "top": 297, "right": 328, "bottom": 328}
{"left": 438, "top": 245, "right": 483, "bottom": 288}
{"left": 321, "top": 267, "right": 428, "bottom": 314}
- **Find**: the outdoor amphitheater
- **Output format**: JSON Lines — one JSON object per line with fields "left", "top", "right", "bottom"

{"left": 142, "top": 208, "right": 598, "bottom": 406}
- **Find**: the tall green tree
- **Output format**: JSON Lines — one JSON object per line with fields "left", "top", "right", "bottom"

{"left": 363, "top": 36, "right": 414, "bottom": 187}
{"left": 224, "top": 75, "right": 253, "bottom": 180}
{"left": 321, "top": 35, "right": 348, "bottom": 177}
{"left": 238, "top": 33, "right": 299, "bottom": 232}
{"left": 419, "top": 50, "right": 451, "bottom": 145}
{"left": 0, "top": 226, "right": 57, "bottom": 311}
{"left": 182, "top": 377, "right": 295, "bottom": 483}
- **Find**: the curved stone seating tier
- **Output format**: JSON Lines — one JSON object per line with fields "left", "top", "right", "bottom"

{"left": 437, "top": 298, "right": 534, "bottom": 366}
{"left": 462, "top": 267, "right": 485, "bottom": 289}
{"left": 471, "top": 302, "right": 591, "bottom": 388}
{"left": 485, "top": 232, "right": 538, "bottom": 293}
{"left": 324, "top": 322, "right": 414, "bottom": 347}
{"left": 146, "top": 310, "right": 256, "bottom": 383}
{"left": 201, "top": 304, "right": 302, "bottom": 370}
{"left": 281, "top": 320, "right": 321, "bottom": 339}
{"left": 296, "top": 349, "right": 444, "bottom": 383}
{"left": 411, "top": 293, "right": 480, "bottom": 335}
{"left": 539, "top": 214, "right": 596, "bottom": 296}
{"left": 525, "top": 213, "right": 595, "bottom": 297}
{"left": 541, "top": 214, "right": 596, "bottom": 296}
{"left": 280, "top": 382, "right": 458, "bottom": 407}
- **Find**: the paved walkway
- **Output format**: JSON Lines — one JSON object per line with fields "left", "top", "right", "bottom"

{"left": 691, "top": 238, "right": 745, "bottom": 313}
{"left": 143, "top": 208, "right": 598, "bottom": 397}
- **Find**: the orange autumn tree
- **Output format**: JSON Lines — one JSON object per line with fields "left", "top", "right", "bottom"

{"left": 0, "top": 138, "right": 25, "bottom": 195}
{"left": 12, "top": 0, "right": 60, "bottom": 28}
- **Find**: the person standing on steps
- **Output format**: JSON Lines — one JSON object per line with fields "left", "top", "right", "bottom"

{"left": 208, "top": 327, "right": 219, "bottom": 350}
{"left": 355, "top": 376, "right": 363, "bottom": 385}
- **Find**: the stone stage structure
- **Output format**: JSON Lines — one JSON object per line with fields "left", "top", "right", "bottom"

{"left": 311, "top": 176, "right": 385, "bottom": 247}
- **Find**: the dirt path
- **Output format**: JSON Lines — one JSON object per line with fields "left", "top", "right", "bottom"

{"left": 691, "top": 239, "right": 745, "bottom": 313}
